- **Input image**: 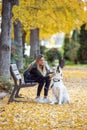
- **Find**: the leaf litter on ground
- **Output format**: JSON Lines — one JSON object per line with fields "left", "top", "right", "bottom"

{"left": 0, "top": 67, "right": 87, "bottom": 130}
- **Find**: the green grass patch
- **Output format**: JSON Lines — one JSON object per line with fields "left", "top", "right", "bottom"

{"left": 65, "top": 61, "right": 87, "bottom": 68}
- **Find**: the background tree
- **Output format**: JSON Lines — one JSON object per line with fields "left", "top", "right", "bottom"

{"left": 78, "top": 24, "right": 87, "bottom": 64}
{"left": 45, "top": 48, "right": 62, "bottom": 66}
{"left": 22, "top": 30, "right": 26, "bottom": 57}
{"left": 40, "top": 45, "right": 47, "bottom": 55}
{"left": 30, "top": 28, "right": 40, "bottom": 57}
{"left": 63, "top": 34, "right": 70, "bottom": 60}
{"left": 0, "top": 0, "right": 87, "bottom": 79}
{"left": 63, "top": 29, "right": 80, "bottom": 64}
{"left": 66, "top": 40, "right": 80, "bottom": 64}
{"left": 14, "top": 20, "right": 23, "bottom": 70}
{"left": 0, "top": 0, "right": 19, "bottom": 79}
{"left": 12, "top": 0, "right": 87, "bottom": 54}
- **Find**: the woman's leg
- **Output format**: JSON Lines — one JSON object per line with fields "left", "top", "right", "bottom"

{"left": 37, "top": 81, "right": 44, "bottom": 97}
{"left": 44, "top": 77, "right": 51, "bottom": 97}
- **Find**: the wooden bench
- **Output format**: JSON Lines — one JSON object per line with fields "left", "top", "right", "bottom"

{"left": 8, "top": 64, "right": 38, "bottom": 102}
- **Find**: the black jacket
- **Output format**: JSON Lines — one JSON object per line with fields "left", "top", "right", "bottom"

{"left": 24, "top": 63, "right": 50, "bottom": 83}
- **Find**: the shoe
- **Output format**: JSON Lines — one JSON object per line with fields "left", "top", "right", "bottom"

{"left": 43, "top": 97, "right": 51, "bottom": 103}
{"left": 15, "top": 95, "right": 24, "bottom": 98}
{"left": 35, "top": 97, "right": 44, "bottom": 103}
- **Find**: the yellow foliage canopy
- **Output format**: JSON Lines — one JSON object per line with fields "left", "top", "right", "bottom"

{"left": 12, "top": 0, "right": 87, "bottom": 38}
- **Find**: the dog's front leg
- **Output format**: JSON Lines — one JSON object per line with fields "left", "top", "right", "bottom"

{"left": 50, "top": 89, "right": 57, "bottom": 104}
{"left": 58, "top": 90, "right": 63, "bottom": 105}
{"left": 59, "top": 100, "right": 62, "bottom": 105}
{"left": 50, "top": 95, "right": 56, "bottom": 104}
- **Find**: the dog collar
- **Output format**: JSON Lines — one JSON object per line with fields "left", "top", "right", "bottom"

{"left": 53, "top": 79, "right": 60, "bottom": 82}
{"left": 50, "top": 79, "right": 60, "bottom": 89}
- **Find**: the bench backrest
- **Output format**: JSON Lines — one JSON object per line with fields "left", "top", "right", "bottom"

{"left": 10, "top": 64, "right": 22, "bottom": 85}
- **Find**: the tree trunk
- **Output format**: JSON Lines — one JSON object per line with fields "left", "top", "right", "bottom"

{"left": 30, "top": 28, "right": 40, "bottom": 58}
{"left": 14, "top": 20, "right": 23, "bottom": 70}
{"left": 9, "top": 0, "right": 19, "bottom": 5}
{"left": 0, "top": 0, "right": 12, "bottom": 79}
{"left": 22, "top": 30, "right": 26, "bottom": 57}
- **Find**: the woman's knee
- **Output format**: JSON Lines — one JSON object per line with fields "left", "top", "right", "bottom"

{"left": 46, "top": 78, "right": 51, "bottom": 84}
{"left": 45, "top": 76, "right": 51, "bottom": 82}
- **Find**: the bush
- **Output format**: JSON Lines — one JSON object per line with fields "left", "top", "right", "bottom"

{"left": 0, "top": 76, "right": 12, "bottom": 92}
{"left": 40, "top": 45, "right": 47, "bottom": 55}
{"left": 23, "top": 56, "right": 35, "bottom": 70}
{"left": 45, "top": 48, "right": 62, "bottom": 65}
{"left": 65, "top": 60, "right": 75, "bottom": 65}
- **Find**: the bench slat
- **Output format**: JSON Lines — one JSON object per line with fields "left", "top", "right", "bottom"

{"left": 18, "top": 82, "right": 38, "bottom": 88}
{"left": 15, "top": 74, "right": 21, "bottom": 80}
{"left": 10, "top": 64, "right": 21, "bottom": 80}
{"left": 13, "top": 70, "right": 20, "bottom": 75}
{"left": 11, "top": 64, "right": 18, "bottom": 70}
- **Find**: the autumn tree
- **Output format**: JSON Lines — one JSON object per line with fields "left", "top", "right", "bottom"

{"left": 0, "top": 0, "right": 19, "bottom": 79}
{"left": 0, "top": 0, "right": 87, "bottom": 79}
{"left": 12, "top": 0, "right": 87, "bottom": 57}
{"left": 30, "top": 28, "right": 40, "bottom": 57}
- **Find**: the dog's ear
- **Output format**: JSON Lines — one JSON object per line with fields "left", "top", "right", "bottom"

{"left": 57, "top": 65, "right": 60, "bottom": 73}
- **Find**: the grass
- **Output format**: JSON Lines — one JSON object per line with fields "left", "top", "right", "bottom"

{"left": 65, "top": 61, "right": 87, "bottom": 68}
{"left": 49, "top": 60, "right": 87, "bottom": 68}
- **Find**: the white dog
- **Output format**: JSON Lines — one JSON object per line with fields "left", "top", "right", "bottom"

{"left": 51, "top": 66, "right": 70, "bottom": 105}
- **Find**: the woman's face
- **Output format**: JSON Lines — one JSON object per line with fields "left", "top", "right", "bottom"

{"left": 38, "top": 57, "right": 45, "bottom": 66}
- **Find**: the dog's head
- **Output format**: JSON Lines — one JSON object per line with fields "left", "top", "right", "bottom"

{"left": 53, "top": 65, "right": 63, "bottom": 81}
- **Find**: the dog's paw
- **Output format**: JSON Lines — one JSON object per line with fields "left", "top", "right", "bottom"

{"left": 58, "top": 102, "right": 62, "bottom": 105}
{"left": 50, "top": 102, "right": 54, "bottom": 105}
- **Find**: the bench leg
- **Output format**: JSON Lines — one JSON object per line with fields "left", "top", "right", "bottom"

{"left": 15, "top": 87, "right": 24, "bottom": 98}
{"left": 15, "top": 87, "right": 20, "bottom": 98}
{"left": 8, "top": 87, "right": 17, "bottom": 102}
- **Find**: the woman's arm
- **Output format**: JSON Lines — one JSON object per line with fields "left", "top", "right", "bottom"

{"left": 30, "top": 67, "right": 44, "bottom": 79}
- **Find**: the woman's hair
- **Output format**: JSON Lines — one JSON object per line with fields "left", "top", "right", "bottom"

{"left": 36, "top": 54, "right": 46, "bottom": 76}
{"left": 36, "top": 54, "right": 44, "bottom": 63}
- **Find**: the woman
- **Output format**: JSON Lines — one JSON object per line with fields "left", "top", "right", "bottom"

{"left": 24, "top": 54, "right": 53, "bottom": 103}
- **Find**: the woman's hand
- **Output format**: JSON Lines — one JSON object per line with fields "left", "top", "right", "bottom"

{"left": 48, "top": 73, "right": 55, "bottom": 78}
